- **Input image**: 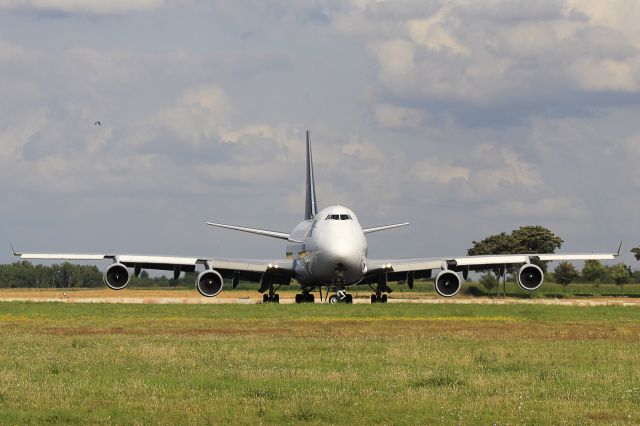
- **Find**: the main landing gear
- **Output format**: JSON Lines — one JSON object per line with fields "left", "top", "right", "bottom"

{"left": 370, "top": 294, "right": 388, "bottom": 303}
{"left": 263, "top": 293, "right": 279, "bottom": 303}
{"left": 260, "top": 275, "right": 281, "bottom": 304}
{"left": 369, "top": 279, "right": 392, "bottom": 303}
{"left": 294, "top": 292, "right": 315, "bottom": 303}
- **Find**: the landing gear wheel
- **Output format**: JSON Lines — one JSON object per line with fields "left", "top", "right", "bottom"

{"left": 295, "top": 293, "right": 315, "bottom": 304}
{"left": 263, "top": 294, "right": 280, "bottom": 304}
{"left": 370, "top": 294, "right": 388, "bottom": 303}
{"left": 328, "top": 294, "right": 339, "bottom": 304}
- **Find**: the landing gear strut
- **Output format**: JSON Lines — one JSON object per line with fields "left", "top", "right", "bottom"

{"left": 369, "top": 276, "right": 392, "bottom": 304}
{"left": 259, "top": 274, "right": 280, "bottom": 304}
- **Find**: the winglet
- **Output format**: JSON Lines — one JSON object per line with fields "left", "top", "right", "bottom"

{"left": 616, "top": 241, "right": 623, "bottom": 257}
{"left": 8, "top": 242, "right": 20, "bottom": 256}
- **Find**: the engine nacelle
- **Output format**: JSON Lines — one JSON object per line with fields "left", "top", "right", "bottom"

{"left": 434, "top": 270, "right": 462, "bottom": 297}
{"left": 104, "top": 263, "right": 130, "bottom": 290}
{"left": 517, "top": 264, "right": 544, "bottom": 291}
{"left": 196, "top": 270, "right": 224, "bottom": 297}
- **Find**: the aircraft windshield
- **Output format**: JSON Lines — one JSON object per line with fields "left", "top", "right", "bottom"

{"left": 326, "top": 214, "right": 352, "bottom": 221}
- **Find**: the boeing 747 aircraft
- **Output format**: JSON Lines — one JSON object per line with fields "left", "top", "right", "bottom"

{"left": 12, "top": 131, "right": 619, "bottom": 303}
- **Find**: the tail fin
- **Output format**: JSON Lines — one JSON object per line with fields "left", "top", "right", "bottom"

{"left": 304, "top": 130, "right": 318, "bottom": 220}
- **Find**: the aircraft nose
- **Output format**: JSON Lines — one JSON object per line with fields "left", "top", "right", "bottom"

{"left": 323, "top": 241, "right": 362, "bottom": 272}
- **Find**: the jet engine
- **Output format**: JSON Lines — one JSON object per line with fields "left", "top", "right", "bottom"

{"left": 104, "top": 263, "right": 130, "bottom": 290}
{"left": 196, "top": 270, "right": 224, "bottom": 297}
{"left": 516, "top": 264, "right": 544, "bottom": 291}
{"left": 434, "top": 270, "right": 462, "bottom": 297}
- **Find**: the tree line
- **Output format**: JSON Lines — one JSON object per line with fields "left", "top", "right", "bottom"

{"left": 0, "top": 261, "right": 196, "bottom": 289}
{"left": 470, "top": 226, "right": 640, "bottom": 293}
{"left": 2, "top": 226, "right": 639, "bottom": 290}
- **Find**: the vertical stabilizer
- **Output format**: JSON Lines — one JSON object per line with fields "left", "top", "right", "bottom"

{"left": 304, "top": 130, "right": 318, "bottom": 220}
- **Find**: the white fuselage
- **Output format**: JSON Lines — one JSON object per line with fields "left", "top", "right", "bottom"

{"left": 288, "top": 206, "right": 367, "bottom": 287}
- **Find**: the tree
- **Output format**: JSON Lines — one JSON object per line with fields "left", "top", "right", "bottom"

{"left": 511, "top": 226, "right": 564, "bottom": 254}
{"left": 554, "top": 262, "right": 579, "bottom": 291}
{"left": 608, "top": 263, "right": 632, "bottom": 285}
{"left": 582, "top": 260, "right": 607, "bottom": 283}
{"left": 468, "top": 232, "right": 516, "bottom": 256}
{"left": 631, "top": 247, "right": 640, "bottom": 261}
{"left": 468, "top": 226, "right": 563, "bottom": 273}
{"left": 479, "top": 272, "right": 499, "bottom": 296}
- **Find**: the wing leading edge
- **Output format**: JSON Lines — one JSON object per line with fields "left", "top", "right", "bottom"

{"left": 12, "top": 249, "right": 294, "bottom": 283}
{"left": 367, "top": 250, "right": 619, "bottom": 275}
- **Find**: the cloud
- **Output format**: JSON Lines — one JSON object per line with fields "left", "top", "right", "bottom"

{"left": 150, "top": 85, "right": 233, "bottom": 147}
{"left": 0, "top": 0, "right": 186, "bottom": 15}
{"left": 373, "top": 103, "right": 424, "bottom": 129}
{"left": 412, "top": 160, "right": 469, "bottom": 184}
{"left": 350, "top": 0, "right": 640, "bottom": 111}
{"left": 480, "top": 197, "right": 588, "bottom": 219}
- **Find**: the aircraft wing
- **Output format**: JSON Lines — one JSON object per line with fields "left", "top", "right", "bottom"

{"left": 13, "top": 248, "right": 294, "bottom": 284}
{"left": 367, "top": 250, "right": 619, "bottom": 277}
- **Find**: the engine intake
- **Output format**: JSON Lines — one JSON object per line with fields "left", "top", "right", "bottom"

{"left": 517, "top": 264, "right": 544, "bottom": 291}
{"left": 434, "top": 270, "right": 462, "bottom": 297}
{"left": 104, "top": 263, "right": 130, "bottom": 290}
{"left": 196, "top": 270, "right": 224, "bottom": 297}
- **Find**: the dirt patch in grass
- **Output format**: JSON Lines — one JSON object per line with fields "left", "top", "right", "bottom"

{"left": 38, "top": 319, "right": 640, "bottom": 341}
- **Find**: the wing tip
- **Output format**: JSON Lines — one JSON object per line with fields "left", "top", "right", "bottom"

{"left": 8, "top": 241, "right": 21, "bottom": 256}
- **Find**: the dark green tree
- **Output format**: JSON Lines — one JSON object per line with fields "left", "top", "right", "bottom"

{"left": 582, "top": 260, "right": 607, "bottom": 283}
{"left": 554, "top": 262, "right": 579, "bottom": 291}
{"left": 468, "top": 232, "right": 516, "bottom": 256}
{"left": 608, "top": 263, "right": 632, "bottom": 285}
{"left": 511, "top": 226, "right": 563, "bottom": 254}
{"left": 468, "top": 226, "right": 563, "bottom": 273}
{"left": 478, "top": 272, "right": 499, "bottom": 296}
{"left": 631, "top": 247, "right": 640, "bottom": 261}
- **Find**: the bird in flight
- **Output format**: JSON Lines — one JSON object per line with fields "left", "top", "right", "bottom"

{"left": 94, "top": 121, "right": 101, "bottom": 126}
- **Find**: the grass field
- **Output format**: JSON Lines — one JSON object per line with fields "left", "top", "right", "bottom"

{"left": 1, "top": 302, "right": 639, "bottom": 425}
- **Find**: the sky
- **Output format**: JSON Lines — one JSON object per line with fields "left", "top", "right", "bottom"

{"left": 1, "top": 0, "right": 639, "bottom": 269}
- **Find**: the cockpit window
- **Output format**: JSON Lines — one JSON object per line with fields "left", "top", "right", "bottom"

{"left": 326, "top": 214, "right": 352, "bottom": 221}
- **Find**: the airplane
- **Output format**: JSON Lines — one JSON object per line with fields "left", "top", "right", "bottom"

{"left": 11, "top": 131, "right": 619, "bottom": 304}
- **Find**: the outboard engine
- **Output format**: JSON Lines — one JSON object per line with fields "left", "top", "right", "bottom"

{"left": 196, "top": 270, "right": 224, "bottom": 297}
{"left": 434, "top": 270, "right": 462, "bottom": 297}
{"left": 517, "top": 264, "right": 544, "bottom": 291}
{"left": 104, "top": 263, "right": 130, "bottom": 290}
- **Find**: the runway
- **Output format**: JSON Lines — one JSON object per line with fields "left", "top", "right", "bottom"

{"left": 1, "top": 295, "right": 639, "bottom": 306}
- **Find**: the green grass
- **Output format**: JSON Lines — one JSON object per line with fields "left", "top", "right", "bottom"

{"left": 1, "top": 303, "right": 640, "bottom": 424}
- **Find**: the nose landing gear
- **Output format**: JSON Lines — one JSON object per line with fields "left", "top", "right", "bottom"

{"left": 328, "top": 290, "right": 353, "bottom": 304}
{"left": 326, "top": 280, "right": 353, "bottom": 304}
